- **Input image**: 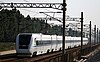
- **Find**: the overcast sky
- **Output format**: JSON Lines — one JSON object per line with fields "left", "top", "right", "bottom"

{"left": 0, "top": 0, "right": 100, "bottom": 28}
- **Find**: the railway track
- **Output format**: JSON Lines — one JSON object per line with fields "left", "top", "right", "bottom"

{"left": 0, "top": 51, "right": 62, "bottom": 62}
{"left": 0, "top": 44, "right": 99, "bottom": 62}
{"left": 0, "top": 46, "right": 80, "bottom": 62}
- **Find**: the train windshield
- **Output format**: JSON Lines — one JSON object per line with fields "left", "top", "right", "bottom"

{"left": 19, "top": 35, "right": 32, "bottom": 49}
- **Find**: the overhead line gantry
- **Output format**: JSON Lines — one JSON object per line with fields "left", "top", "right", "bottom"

{"left": 0, "top": 3, "right": 63, "bottom": 10}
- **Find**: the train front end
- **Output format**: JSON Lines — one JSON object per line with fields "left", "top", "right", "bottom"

{"left": 16, "top": 33, "right": 33, "bottom": 57}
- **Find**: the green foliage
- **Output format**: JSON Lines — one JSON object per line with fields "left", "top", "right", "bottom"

{"left": 0, "top": 42, "right": 15, "bottom": 51}
{"left": 0, "top": 9, "right": 83, "bottom": 42}
{"left": 66, "top": 28, "right": 84, "bottom": 37}
{"left": 47, "top": 25, "right": 63, "bottom": 35}
{"left": 0, "top": 9, "right": 62, "bottom": 42}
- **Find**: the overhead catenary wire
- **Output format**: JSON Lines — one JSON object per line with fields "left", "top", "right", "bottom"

{"left": 44, "top": 9, "right": 63, "bottom": 17}
{"left": 0, "top": 0, "right": 5, "bottom": 9}
{"left": 19, "top": 8, "right": 46, "bottom": 17}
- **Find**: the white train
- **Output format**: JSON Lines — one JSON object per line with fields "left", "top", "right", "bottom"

{"left": 16, "top": 33, "right": 88, "bottom": 57}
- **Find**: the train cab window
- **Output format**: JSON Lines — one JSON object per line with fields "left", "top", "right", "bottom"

{"left": 19, "top": 35, "right": 32, "bottom": 49}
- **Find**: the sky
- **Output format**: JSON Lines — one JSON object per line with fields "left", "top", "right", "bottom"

{"left": 0, "top": 0, "right": 100, "bottom": 29}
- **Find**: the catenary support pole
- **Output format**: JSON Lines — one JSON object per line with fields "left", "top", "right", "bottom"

{"left": 97, "top": 28, "right": 98, "bottom": 44}
{"left": 99, "top": 30, "right": 100, "bottom": 44}
{"left": 62, "top": 0, "right": 66, "bottom": 62}
{"left": 89, "top": 21, "right": 91, "bottom": 51}
{"left": 94, "top": 25, "right": 96, "bottom": 45}
{"left": 80, "top": 12, "right": 83, "bottom": 58}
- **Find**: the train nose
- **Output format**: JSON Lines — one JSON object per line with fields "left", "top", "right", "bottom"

{"left": 16, "top": 49, "right": 30, "bottom": 53}
{"left": 16, "top": 49, "right": 32, "bottom": 57}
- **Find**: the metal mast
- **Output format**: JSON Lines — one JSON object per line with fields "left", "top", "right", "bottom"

{"left": 62, "top": 0, "right": 66, "bottom": 62}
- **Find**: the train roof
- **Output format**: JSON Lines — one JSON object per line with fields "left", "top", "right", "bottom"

{"left": 18, "top": 33, "right": 41, "bottom": 35}
{"left": 17, "top": 33, "right": 88, "bottom": 40}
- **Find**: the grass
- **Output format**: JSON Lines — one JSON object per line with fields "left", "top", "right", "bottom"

{"left": 0, "top": 42, "right": 15, "bottom": 52}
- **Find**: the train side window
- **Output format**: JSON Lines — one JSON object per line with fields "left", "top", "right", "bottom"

{"left": 35, "top": 41, "right": 51, "bottom": 46}
{"left": 36, "top": 41, "right": 38, "bottom": 45}
{"left": 36, "top": 41, "right": 42, "bottom": 46}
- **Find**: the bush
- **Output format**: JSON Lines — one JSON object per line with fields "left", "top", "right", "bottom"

{"left": 0, "top": 42, "right": 15, "bottom": 51}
